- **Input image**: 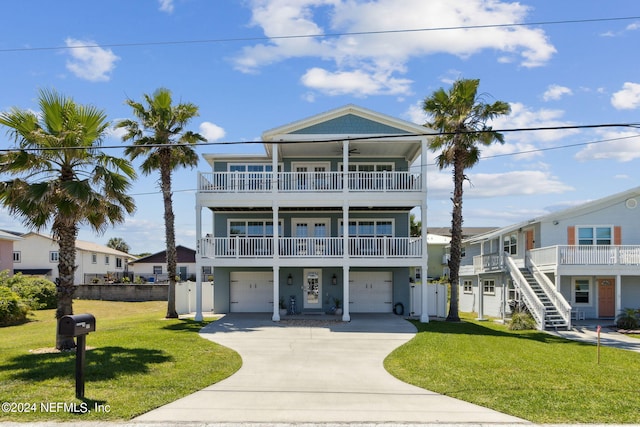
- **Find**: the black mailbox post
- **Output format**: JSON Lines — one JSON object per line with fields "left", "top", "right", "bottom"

{"left": 58, "top": 314, "right": 96, "bottom": 399}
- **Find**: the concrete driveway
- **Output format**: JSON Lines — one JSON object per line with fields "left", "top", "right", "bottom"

{"left": 135, "top": 313, "right": 528, "bottom": 424}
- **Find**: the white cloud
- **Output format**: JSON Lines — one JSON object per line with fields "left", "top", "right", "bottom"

{"left": 158, "top": 0, "right": 174, "bottom": 13}
{"left": 575, "top": 130, "right": 640, "bottom": 162}
{"left": 199, "top": 122, "right": 226, "bottom": 141}
{"left": 65, "top": 38, "right": 119, "bottom": 82}
{"left": 234, "top": 0, "right": 556, "bottom": 96}
{"left": 611, "top": 82, "right": 640, "bottom": 110}
{"left": 542, "top": 84, "right": 572, "bottom": 101}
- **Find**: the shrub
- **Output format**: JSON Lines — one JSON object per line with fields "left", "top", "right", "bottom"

{"left": 0, "top": 286, "right": 30, "bottom": 326}
{"left": 616, "top": 307, "right": 640, "bottom": 330}
{"left": 509, "top": 311, "right": 537, "bottom": 330}
{"left": 10, "top": 277, "right": 57, "bottom": 310}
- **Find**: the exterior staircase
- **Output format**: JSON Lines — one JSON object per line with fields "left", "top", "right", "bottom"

{"left": 518, "top": 268, "right": 569, "bottom": 330}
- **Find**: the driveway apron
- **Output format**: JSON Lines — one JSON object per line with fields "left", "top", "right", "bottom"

{"left": 134, "top": 313, "right": 528, "bottom": 424}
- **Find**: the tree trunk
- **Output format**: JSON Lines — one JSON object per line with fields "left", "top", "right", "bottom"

{"left": 160, "top": 152, "right": 178, "bottom": 319}
{"left": 55, "top": 220, "right": 78, "bottom": 350}
{"left": 446, "top": 148, "right": 464, "bottom": 322}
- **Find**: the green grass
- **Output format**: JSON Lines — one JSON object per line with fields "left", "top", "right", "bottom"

{"left": 385, "top": 313, "right": 640, "bottom": 424}
{"left": 0, "top": 300, "right": 241, "bottom": 422}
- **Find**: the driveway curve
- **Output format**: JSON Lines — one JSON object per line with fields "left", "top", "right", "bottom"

{"left": 135, "top": 313, "right": 527, "bottom": 424}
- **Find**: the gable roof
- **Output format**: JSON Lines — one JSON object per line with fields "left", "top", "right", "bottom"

{"left": 0, "top": 230, "right": 23, "bottom": 242}
{"left": 130, "top": 245, "right": 195, "bottom": 264}
{"left": 464, "top": 186, "right": 640, "bottom": 244}
{"left": 18, "top": 232, "right": 136, "bottom": 260}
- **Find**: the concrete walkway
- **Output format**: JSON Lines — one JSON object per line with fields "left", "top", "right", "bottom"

{"left": 134, "top": 313, "right": 528, "bottom": 424}
{"left": 550, "top": 320, "right": 640, "bottom": 353}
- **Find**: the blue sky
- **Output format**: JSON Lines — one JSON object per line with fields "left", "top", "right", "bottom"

{"left": 1, "top": 0, "right": 639, "bottom": 254}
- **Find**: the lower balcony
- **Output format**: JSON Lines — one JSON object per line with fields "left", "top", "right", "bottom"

{"left": 199, "top": 236, "right": 422, "bottom": 259}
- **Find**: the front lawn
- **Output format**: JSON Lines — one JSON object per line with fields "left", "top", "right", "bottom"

{"left": 0, "top": 300, "right": 241, "bottom": 422}
{"left": 385, "top": 314, "right": 640, "bottom": 424}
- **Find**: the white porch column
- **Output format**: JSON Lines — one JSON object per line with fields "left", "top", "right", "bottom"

{"left": 477, "top": 241, "right": 485, "bottom": 320}
{"left": 420, "top": 138, "right": 429, "bottom": 322}
{"left": 194, "top": 203, "right": 203, "bottom": 322}
{"left": 272, "top": 267, "right": 280, "bottom": 321}
{"left": 616, "top": 274, "right": 622, "bottom": 316}
{"left": 342, "top": 265, "right": 350, "bottom": 322}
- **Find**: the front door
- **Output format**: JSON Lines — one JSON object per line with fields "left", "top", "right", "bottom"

{"left": 293, "top": 162, "right": 329, "bottom": 190}
{"left": 598, "top": 278, "right": 615, "bottom": 317}
{"left": 303, "top": 269, "right": 322, "bottom": 310}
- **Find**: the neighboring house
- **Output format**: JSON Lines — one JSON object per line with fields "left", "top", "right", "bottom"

{"left": 12, "top": 232, "right": 135, "bottom": 284}
{"left": 411, "top": 233, "right": 451, "bottom": 282}
{"left": 194, "top": 104, "right": 432, "bottom": 321}
{"left": 458, "top": 186, "right": 640, "bottom": 330}
{"left": 0, "top": 230, "right": 23, "bottom": 274}
{"left": 129, "top": 245, "right": 196, "bottom": 283}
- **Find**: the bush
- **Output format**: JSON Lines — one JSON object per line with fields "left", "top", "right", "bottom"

{"left": 616, "top": 307, "right": 640, "bottom": 330}
{"left": 10, "top": 277, "right": 57, "bottom": 310}
{"left": 0, "top": 286, "right": 29, "bottom": 326}
{"left": 509, "top": 311, "right": 537, "bottom": 330}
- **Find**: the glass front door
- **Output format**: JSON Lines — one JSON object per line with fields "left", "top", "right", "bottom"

{"left": 303, "top": 269, "right": 322, "bottom": 309}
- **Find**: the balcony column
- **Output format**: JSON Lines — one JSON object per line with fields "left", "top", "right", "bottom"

{"left": 272, "top": 267, "right": 280, "bottom": 321}
{"left": 342, "top": 265, "right": 350, "bottom": 322}
{"left": 477, "top": 240, "right": 484, "bottom": 321}
{"left": 194, "top": 203, "right": 203, "bottom": 322}
{"left": 615, "top": 274, "right": 622, "bottom": 316}
{"left": 272, "top": 143, "right": 278, "bottom": 192}
{"left": 272, "top": 203, "right": 280, "bottom": 322}
{"left": 343, "top": 140, "right": 349, "bottom": 193}
{"left": 420, "top": 139, "right": 429, "bottom": 322}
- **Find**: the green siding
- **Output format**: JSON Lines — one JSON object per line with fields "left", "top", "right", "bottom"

{"left": 291, "top": 114, "right": 411, "bottom": 135}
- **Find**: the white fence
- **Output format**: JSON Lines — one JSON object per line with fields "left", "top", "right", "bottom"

{"left": 175, "top": 281, "right": 214, "bottom": 315}
{"left": 409, "top": 283, "right": 448, "bottom": 318}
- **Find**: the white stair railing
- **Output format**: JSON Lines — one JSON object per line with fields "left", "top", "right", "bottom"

{"left": 504, "top": 253, "right": 546, "bottom": 330}
{"left": 526, "top": 254, "right": 572, "bottom": 328}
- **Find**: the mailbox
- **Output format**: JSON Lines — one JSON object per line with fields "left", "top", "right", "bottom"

{"left": 58, "top": 314, "right": 96, "bottom": 337}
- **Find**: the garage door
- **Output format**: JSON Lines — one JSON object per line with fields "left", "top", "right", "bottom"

{"left": 230, "top": 272, "right": 273, "bottom": 312}
{"left": 349, "top": 271, "right": 393, "bottom": 313}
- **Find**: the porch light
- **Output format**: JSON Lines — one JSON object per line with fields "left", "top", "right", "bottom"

{"left": 332, "top": 274, "right": 337, "bottom": 285}
{"left": 287, "top": 274, "right": 293, "bottom": 285}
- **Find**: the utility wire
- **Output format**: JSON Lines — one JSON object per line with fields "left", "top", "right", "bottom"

{"left": 1, "top": 16, "right": 639, "bottom": 53}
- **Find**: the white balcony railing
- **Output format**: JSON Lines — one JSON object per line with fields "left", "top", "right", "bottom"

{"left": 198, "top": 171, "right": 422, "bottom": 193}
{"left": 529, "top": 245, "right": 640, "bottom": 266}
{"left": 199, "top": 236, "right": 422, "bottom": 259}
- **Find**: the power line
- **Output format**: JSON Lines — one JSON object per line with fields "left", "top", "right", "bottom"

{"left": 2, "top": 16, "right": 639, "bottom": 53}
{"left": 1, "top": 121, "right": 638, "bottom": 153}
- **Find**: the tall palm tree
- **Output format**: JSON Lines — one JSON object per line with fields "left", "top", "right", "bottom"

{"left": 423, "top": 78, "right": 510, "bottom": 322}
{"left": 107, "top": 237, "right": 130, "bottom": 253}
{"left": 117, "top": 88, "right": 205, "bottom": 318}
{"left": 0, "top": 89, "right": 136, "bottom": 349}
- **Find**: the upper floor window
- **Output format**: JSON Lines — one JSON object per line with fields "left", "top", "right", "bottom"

{"left": 13, "top": 252, "right": 21, "bottom": 263}
{"left": 229, "top": 164, "right": 274, "bottom": 173}
{"left": 503, "top": 233, "right": 517, "bottom": 255}
{"left": 91, "top": 253, "right": 97, "bottom": 264}
{"left": 229, "top": 220, "right": 282, "bottom": 237}
{"left": 50, "top": 251, "right": 59, "bottom": 262}
{"left": 105, "top": 255, "right": 110, "bottom": 265}
{"left": 578, "top": 227, "right": 611, "bottom": 245}
{"left": 340, "top": 219, "right": 394, "bottom": 237}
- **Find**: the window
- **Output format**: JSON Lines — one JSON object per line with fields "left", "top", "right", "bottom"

{"left": 229, "top": 220, "right": 281, "bottom": 237}
{"left": 577, "top": 226, "right": 612, "bottom": 245}
{"left": 463, "top": 280, "right": 473, "bottom": 294}
{"left": 105, "top": 255, "right": 110, "bottom": 265}
{"left": 91, "top": 253, "right": 97, "bottom": 264}
{"left": 503, "top": 233, "right": 517, "bottom": 255}
{"left": 483, "top": 279, "right": 495, "bottom": 295}
{"left": 116, "top": 257, "right": 123, "bottom": 268}
{"left": 153, "top": 266, "right": 163, "bottom": 274}
{"left": 339, "top": 219, "right": 394, "bottom": 236}
{"left": 13, "top": 252, "right": 21, "bottom": 263}
{"left": 574, "top": 278, "right": 590, "bottom": 304}
{"left": 50, "top": 252, "right": 59, "bottom": 262}
{"left": 507, "top": 279, "right": 518, "bottom": 301}
{"left": 415, "top": 267, "right": 421, "bottom": 280}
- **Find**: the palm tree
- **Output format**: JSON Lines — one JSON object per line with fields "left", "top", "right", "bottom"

{"left": 0, "top": 89, "right": 136, "bottom": 349}
{"left": 117, "top": 88, "right": 205, "bottom": 318}
{"left": 423, "top": 78, "right": 510, "bottom": 322}
{"left": 107, "top": 237, "right": 130, "bottom": 253}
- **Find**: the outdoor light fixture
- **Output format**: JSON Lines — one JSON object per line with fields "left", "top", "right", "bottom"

{"left": 287, "top": 273, "right": 293, "bottom": 285}
{"left": 332, "top": 274, "right": 337, "bottom": 285}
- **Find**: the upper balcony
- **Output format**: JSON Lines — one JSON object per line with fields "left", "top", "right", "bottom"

{"left": 198, "top": 171, "right": 422, "bottom": 193}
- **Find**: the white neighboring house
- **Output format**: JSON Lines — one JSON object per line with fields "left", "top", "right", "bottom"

{"left": 129, "top": 245, "right": 196, "bottom": 283}
{"left": 12, "top": 232, "right": 136, "bottom": 284}
{"left": 0, "top": 230, "right": 22, "bottom": 275}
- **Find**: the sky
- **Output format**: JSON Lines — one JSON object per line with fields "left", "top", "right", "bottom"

{"left": 1, "top": 0, "right": 639, "bottom": 255}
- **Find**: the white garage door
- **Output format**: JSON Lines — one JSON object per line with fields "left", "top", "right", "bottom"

{"left": 349, "top": 271, "right": 393, "bottom": 313}
{"left": 230, "top": 272, "right": 273, "bottom": 312}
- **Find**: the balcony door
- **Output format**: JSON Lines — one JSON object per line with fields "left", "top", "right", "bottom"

{"left": 293, "top": 219, "right": 329, "bottom": 256}
{"left": 293, "top": 162, "right": 330, "bottom": 190}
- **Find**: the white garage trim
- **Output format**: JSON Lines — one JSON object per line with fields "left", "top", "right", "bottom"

{"left": 230, "top": 271, "right": 273, "bottom": 312}
{"left": 349, "top": 271, "right": 393, "bottom": 313}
